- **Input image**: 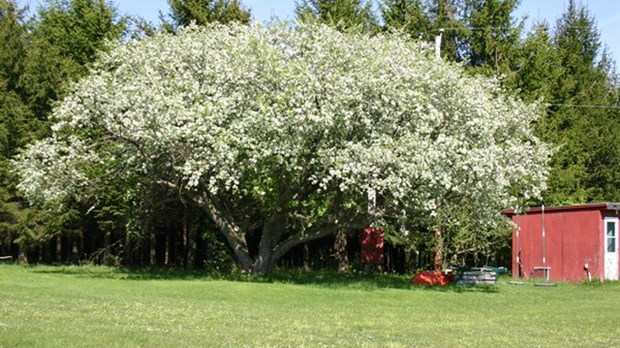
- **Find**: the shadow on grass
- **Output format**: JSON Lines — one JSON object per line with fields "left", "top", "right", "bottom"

{"left": 28, "top": 265, "right": 499, "bottom": 293}
{"left": 263, "top": 270, "right": 499, "bottom": 293}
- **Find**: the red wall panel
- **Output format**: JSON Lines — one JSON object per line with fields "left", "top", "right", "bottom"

{"left": 512, "top": 208, "right": 609, "bottom": 282}
{"left": 361, "top": 227, "right": 384, "bottom": 264}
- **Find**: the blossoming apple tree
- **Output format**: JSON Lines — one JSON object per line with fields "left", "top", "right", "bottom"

{"left": 14, "top": 23, "right": 551, "bottom": 274}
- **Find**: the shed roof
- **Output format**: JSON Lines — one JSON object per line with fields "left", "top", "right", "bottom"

{"left": 503, "top": 202, "right": 620, "bottom": 217}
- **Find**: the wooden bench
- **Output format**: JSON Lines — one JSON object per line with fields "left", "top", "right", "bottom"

{"left": 456, "top": 266, "right": 507, "bottom": 285}
{"left": 460, "top": 270, "right": 497, "bottom": 285}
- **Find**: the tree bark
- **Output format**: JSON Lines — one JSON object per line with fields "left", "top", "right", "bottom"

{"left": 124, "top": 228, "right": 132, "bottom": 265}
{"left": 56, "top": 234, "right": 62, "bottom": 263}
{"left": 185, "top": 216, "right": 197, "bottom": 270}
{"left": 302, "top": 243, "right": 310, "bottom": 271}
{"left": 271, "top": 224, "right": 341, "bottom": 263}
{"left": 198, "top": 193, "right": 254, "bottom": 272}
{"left": 334, "top": 229, "right": 349, "bottom": 273}
{"left": 149, "top": 231, "right": 156, "bottom": 266}
{"left": 253, "top": 209, "right": 288, "bottom": 275}
{"left": 18, "top": 243, "right": 28, "bottom": 265}
{"left": 103, "top": 230, "right": 112, "bottom": 266}
{"left": 197, "top": 185, "right": 361, "bottom": 275}
{"left": 434, "top": 227, "right": 443, "bottom": 271}
{"left": 71, "top": 232, "right": 80, "bottom": 264}
{"left": 164, "top": 234, "right": 170, "bottom": 266}
{"left": 253, "top": 251, "right": 273, "bottom": 275}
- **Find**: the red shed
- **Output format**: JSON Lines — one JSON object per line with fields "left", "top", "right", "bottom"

{"left": 504, "top": 203, "right": 620, "bottom": 282}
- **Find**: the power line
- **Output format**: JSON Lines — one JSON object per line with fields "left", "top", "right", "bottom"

{"left": 545, "top": 103, "right": 620, "bottom": 109}
{"left": 428, "top": 25, "right": 593, "bottom": 32}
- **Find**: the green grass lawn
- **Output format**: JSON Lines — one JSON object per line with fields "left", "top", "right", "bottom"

{"left": 1, "top": 265, "right": 619, "bottom": 347}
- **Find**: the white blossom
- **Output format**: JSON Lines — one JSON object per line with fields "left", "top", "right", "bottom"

{"left": 14, "top": 22, "right": 551, "bottom": 228}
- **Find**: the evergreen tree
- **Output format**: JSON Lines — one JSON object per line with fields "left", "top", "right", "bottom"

{"left": 512, "top": 22, "right": 563, "bottom": 103}
{"left": 20, "top": 0, "right": 125, "bottom": 118}
{"left": 0, "top": 0, "right": 28, "bottom": 148}
{"left": 538, "top": 0, "right": 620, "bottom": 204}
{"left": 0, "top": 0, "right": 32, "bottom": 259}
{"left": 426, "top": 0, "right": 468, "bottom": 62}
{"left": 295, "top": 0, "right": 379, "bottom": 33}
{"left": 464, "top": 0, "right": 523, "bottom": 77}
{"left": 0, "top": 0, "right": 126, "bottom": 262}
{"left": 166, "top": 0, "right": 250, "bottom": 29}
{"left": 0, "top": 0, "right": 28, "bottom": 93}
{"left": 380, "top": 0, "right": 431, "bottom": 39}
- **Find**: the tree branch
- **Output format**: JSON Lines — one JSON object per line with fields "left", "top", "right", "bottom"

{"left": 196, "top": 191, "right": 253, "bottom": 270}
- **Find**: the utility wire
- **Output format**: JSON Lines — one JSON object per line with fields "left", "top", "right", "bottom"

{"left": 545, "top": 103, "right": 620, "bottom": 109}
{"left": 426, "top": 25, "right": 619, "bottom": 110}
{"left": 428, "top": 25, "right": 593, "bottom": 32}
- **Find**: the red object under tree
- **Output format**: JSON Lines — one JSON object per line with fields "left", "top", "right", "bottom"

{"left": 361, "top": 227, "right": 384, "bottom": 264}
{"left": 412, "top": 271, "right": 452, "bottom": 286}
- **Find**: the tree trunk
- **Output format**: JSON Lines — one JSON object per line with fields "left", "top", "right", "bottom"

{"left": 103, "top": 230, "right": 113, "bottom": 266}
{"left": 56, "top": 234, "right": 62, "bottom": 263}
{"left": 71, "top": 230, "right": 84, "bottom": 263}
{"left": 198, "top": 188, "right": 356, "bottom": 275}
{"left": 253, "top": 218, "right": 280, "bottom": 275}
{"left": 182, "top": 216, "right": 188, "bottom": 266}
{"left": 71, "top": 243, "right": 78, "bottom": 263}
{"left": 404, "top": 250, "right": 411, "bottom": 273}
{"left": 124, "top": 228, "right": 132, "bottom": 265}
{"left": 164, "top": 234, "right": 170, "bottom": 266}
{"left": 18, "top": 243, "right": 28, "bottom": 265}
{"left": 334, "top": 229, "right": 349, "bottom": 273}
{"left": 434, "top": 227, "right": 443, "bottom": 271}
{"left": 39, "top": 244, "right": 47, "bottom": 263}
{"left": 253, "top": 253, "right": 274, "bottom": 275}
{"left": 149, "top": 231, "right": 156, "bottom": 266}
{"left": 302, "top": 243, "right": 310, "bottom": 271}
{"left": 198, "top": 193, "right": 254, "bottom": 272}
{"left": 185, "top": 217, "right": 197, "bottom": 270}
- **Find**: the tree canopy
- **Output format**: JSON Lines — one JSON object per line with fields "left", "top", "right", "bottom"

{"left": 21, "top": 0, "right": 126, "bottom": 117}
{"left": 0, "top": 0, "right": 127, "bottom": 263}
{"left": 295, "top": 0, "right": 378, "bottom": 32}
{"left": 165, "top": 0, "right": 250, "bottom": 30}
{"left": 531, "top": 0, "right": 620, "bottom": 204}
{"left": 14, "top": 23, "right": 550, "bottom": 273}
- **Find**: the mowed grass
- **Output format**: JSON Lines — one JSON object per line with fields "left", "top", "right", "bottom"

{"left": 1, "top": 265, "right": 619, "bottom": 347}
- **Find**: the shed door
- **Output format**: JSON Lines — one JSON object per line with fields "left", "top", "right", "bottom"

{"left": 604, "top": 217, "right": 618, "bottom": 280}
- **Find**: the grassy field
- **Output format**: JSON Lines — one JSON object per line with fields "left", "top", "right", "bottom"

{"left": 1, "top": 265, "right": 619, "bottom": 347}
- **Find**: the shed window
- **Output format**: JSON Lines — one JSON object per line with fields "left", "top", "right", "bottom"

{"left": 607, "top": 221, "right": 617, "bottom": 253}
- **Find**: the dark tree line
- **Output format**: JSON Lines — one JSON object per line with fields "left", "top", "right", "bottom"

{"left": 0, "top": 0, "right": 618, "bottom": 272}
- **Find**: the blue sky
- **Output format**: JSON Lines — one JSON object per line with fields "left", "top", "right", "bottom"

{"left": 18, "top": 0, "right": 620, "bottom": 66}
{"left": 120, "top": 0, "right": 620, "bottom": 66}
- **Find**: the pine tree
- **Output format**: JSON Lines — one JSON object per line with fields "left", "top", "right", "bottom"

{"left": 20, "top": 0, "right": 125, "bottom": 118}
{"left": 538, "top": 0, "right": 620, "bottom": 204}
{"left": 380, "top": 0, "right": 431, "bottom": 38}
{"left": 0, "top": 0, "right": 28, "bottom": 93}
{"left": 426, "top": 0, "right": 468, "bottom": 62}
{"left": 512, "top": 22, "right": 563, "bottom": 103}
{"left": 0, "top": 0, "right": 126, "bottom": 262}
{"left": 166, "top": 0, "right": 251, "bottom": 29}
{"left": 464, "top": 0, "right": 523, "bottom": 77}
{"left": 295, "top": 0, "right": 379, "bottom": 33}
{"left": 0, "top": 0, "right": 32, "bottom": 258}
